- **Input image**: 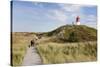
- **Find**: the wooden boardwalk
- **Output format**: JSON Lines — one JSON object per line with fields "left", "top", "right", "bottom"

{"left": 22, "top": 47, "right": 42, "bottom": 66}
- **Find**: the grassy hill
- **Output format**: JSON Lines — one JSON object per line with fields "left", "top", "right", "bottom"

{"left": 44, "top": 25, "right": 97, "bottom": 42}
{"left": 36, "top": 25, "right": 97, "bottom": 64}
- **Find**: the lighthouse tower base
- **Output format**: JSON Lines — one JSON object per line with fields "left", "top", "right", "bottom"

{"left": 76, "top": 22, "right": 80, "bottom": 25}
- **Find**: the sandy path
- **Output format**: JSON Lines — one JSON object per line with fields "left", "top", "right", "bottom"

{"left": 22, "top": 47, "right": 42, "bottom": 66}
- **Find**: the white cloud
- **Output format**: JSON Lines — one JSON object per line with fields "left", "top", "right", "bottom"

{"left": 59, "top": 4, "right": 97, "bottom": 23}
{"left": 58, "top": 4, "right": 82, "bottom": 13}
{"left": 46, "top": 9, "right": 68, "bottom": 25}
{"left": 32, "top": 2, "right": 44, "bottom": 8}
{"left": 43, "top": 3, "right": 97, "bottom": 28}
{"left": 57, "top": 4, "right": 84, "bottom": 22}
{"left": 45, "top": 4, "right": 82, "bottom": 24}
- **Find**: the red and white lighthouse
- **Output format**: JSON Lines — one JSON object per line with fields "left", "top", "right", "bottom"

{"left": 76, "top": 16, "right": 80, "bottom": 25}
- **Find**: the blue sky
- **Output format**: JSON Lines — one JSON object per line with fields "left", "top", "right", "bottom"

{"left": 12, "top": 1, "right": 97, "bottom": 32}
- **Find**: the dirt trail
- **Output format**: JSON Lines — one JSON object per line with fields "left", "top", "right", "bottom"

{"left": 22, "top": 47, "right": 42, "bottom": 66}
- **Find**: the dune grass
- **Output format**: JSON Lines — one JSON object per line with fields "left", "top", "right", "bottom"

{"left": 11, "top": 32, "right": 97, "bottom": 65}
{"left": 36, "top": 41, "right": 97, "bottom": 64}
{"left": 11, "top": 32, "right": 35, "bottom": 66}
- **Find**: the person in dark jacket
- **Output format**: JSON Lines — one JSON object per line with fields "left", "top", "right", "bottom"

{"left": 29, "top": 35, "right": 38, "bottom": 48}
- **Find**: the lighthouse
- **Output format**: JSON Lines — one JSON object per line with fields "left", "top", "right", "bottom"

{"left": 76, "top": 16, "right": 80, "bottom": 25}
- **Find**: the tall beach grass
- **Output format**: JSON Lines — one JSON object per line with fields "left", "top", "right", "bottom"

{"left": 36, "top": 41, "right": 97, "bottom": 64}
